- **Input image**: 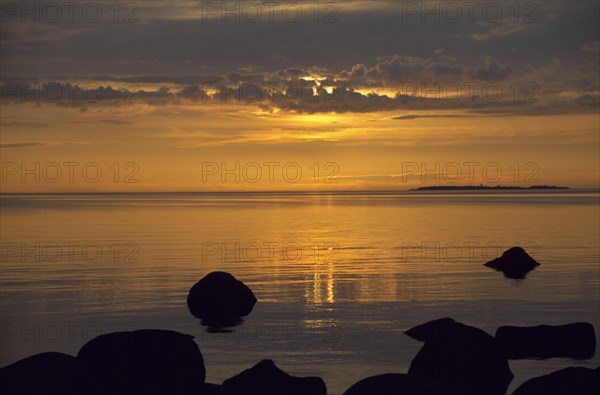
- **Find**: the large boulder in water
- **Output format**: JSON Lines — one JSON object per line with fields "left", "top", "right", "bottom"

{"left": 495, "top": 322, "right": 596, "bottom": 359}
{"left": 342, "top": 373, "right": 452, "bottom": 395}
{"left": 405, "top": 317, "right": 457, "bottom": 342}
{"left": 222, "top": 359, "right": 327, "bottom": 395}
{"left": 512, "top": 366, "right": 600, "bottom": 395}
{"left": 407, "top": 318, "right": 513, "bottom": 395}
{"left": 0, "top": 352, "right": 86, "bottom": 395}
{"left": 484, "top": 246, "right": 540, "bottom": 279}
{"left": 200, "top": 383, "right": 248, "bottom": 394}
{"left": 187, "top": 271, "right": 257, "bottom": 328}
{"left": 77, "top": 329, "right": 205, "bottom": 395}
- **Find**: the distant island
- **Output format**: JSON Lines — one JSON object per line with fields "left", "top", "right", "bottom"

{"left": 412, "top": 185, "right": 570, "bottom": 191}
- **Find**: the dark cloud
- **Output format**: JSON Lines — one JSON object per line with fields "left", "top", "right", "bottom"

{"left": 70, "top": 119, "right": 132, "bottom": 125}
{"left": 0, "top": 121, "right": 48, "bottom": 128}
{"left": 0, "top": 142, "right": 47, "bottom": 149}
{"left": 368, "top": 56, "right": 426, "bottom": 83}
{"left": 3, "top": 65, "right": 598, "bottom": 115}
{"left": 90, "top": 75, "right": 225, "bottom": 85}
{"left": 468, "top": 56, "right": 513, "bottom": 81}
{"left": 574, "top": 94, "right": 600, "bottom": 107}
{"left": 2, "top": 1, "right": 598, "bottom": 79}
{"left": 580, "top": 41, "right": 600, "bottom": 52}
{"left": 392, "top": 114, "right": 467, "bottom": 120}
{"left": 433, "top": 63, "right": 464, "bottom": 76}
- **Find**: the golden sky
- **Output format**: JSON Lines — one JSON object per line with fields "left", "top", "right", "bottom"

{"left": 1, "top": 1, "right": 599, "bottom": 192}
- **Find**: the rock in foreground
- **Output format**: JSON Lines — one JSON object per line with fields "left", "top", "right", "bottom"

{"left": 407, "top": 318, "right": 513, "bottom": 395}
{"left": 0, "top": 352, "right": 85, "bottom": 395}
{"left": 223, "top": 359, "right": 326, "bottom": 395}
{"left": 495, "top": 322, "right": 596, "bottom": 359}
{"left": 512, "top": 366, "right": 600, "bottom": 395}
{"left": 187, "top": 271, "right": 257, "bottom": 327}
{"left": 342, "top": 373, "right": 452, "bottom": 395}
{"left": 77, "top": 329, "right": 206, "bottom": 395}
{"left": 484, "top": 246, "right": 540, "bottom": 279}
{"left": 404, "top": 317, "right": 457, "bottom": 342}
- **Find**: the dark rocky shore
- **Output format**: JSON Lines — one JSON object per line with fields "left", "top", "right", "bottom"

{"left": 2, "top": 255, "right": 599, "bottom": 394}
{"left": 1, "top": 318, "right": 597, "bottom": 395}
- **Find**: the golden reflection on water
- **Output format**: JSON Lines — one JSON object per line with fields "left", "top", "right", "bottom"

{"left": 306, "top": 262, "right": 335, "bottom": 305}
{"left": 1, "top": 192, "right": 598, "bottom": 311}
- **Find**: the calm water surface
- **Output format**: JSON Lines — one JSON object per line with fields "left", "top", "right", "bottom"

{"left": 1, "top": 191, "right": 599, "bottom": 394}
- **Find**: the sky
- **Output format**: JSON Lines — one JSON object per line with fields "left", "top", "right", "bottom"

{"left": 1, "top": 0, "right": 599, "bottom": 192}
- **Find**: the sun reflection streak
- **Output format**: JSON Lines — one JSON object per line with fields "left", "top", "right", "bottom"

{"left": 305, "top": 244, "right": 336, "bottom": 305}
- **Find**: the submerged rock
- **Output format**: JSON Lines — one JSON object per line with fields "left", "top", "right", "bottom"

{"left": 512, "top": 366, "right": 600, "bottom": 395}
{"left": 187, "top": 271, "right": 257, "bottom": 329}
{"left": 222, "top": 359, "right": 327, "bottom": 395}
{"left": 495, "top": 322, "right": 596, "bottom": 359}
{"left": 77, "top": 329, "right": 205, "bottom": 395}
{"left": 484, "top": 246, "right": 540, "bottom": 279}
{"left": 0, "top": 352, "right": 85, "bottom": 395}
{"left": 342, "top": 373, "right": 452, "bottom": 395}
{"left": 407, "top": 319, "right": 513, "bottom": 395}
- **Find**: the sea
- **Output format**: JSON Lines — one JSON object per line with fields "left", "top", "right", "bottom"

{"left": 1, "top": 190, "right": 599, "bottom": 394}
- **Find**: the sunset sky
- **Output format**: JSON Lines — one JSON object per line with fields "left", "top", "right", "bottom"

{"left": 1, "top": 0, "right": 599, "bottom": 192}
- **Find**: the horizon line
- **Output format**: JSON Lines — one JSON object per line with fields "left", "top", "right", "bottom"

{"left": 2, "top": 187, "right": 599, "bottom": 196}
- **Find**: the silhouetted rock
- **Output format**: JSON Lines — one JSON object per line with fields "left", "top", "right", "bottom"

{"left": 202, "top": 382, "right": 271, "bottom": 395}
{"left": 484, "top": 246, "right": 540, "bottom": 279}
{"left": 342, "top": 373, "right": 453, "bottom": 395}
{"left": 201, "top": 383, "right": 247, "bottom": 394}
{"left": 405, "top": 317, "right": 456, "bottom": 342}
{"left": 496, "top": 322, "right": 596, "bottom": 359}
{"left": 77, "top": 329, "right": 205, "bottom": 395}
{"left": 222, "top": 359, "right": 327, "bottom": 395}
{"left": 407, "top": 319, "right": 513, "bottom": 395}
{"left": 187, "top": 271, "right": 257, "bottom": 329}
{"left": 512, "top": 366, "right": 600, "bottom": 395}
{"left": 0, "top": 352, "right": 86, "bottom": 395}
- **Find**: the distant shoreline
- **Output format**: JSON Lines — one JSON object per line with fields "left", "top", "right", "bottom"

{"left": 1, "top": 186, "right": 588, "bottom": 195}
{"left": 411, "top": 185, "right": 571, "bottom": 191}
